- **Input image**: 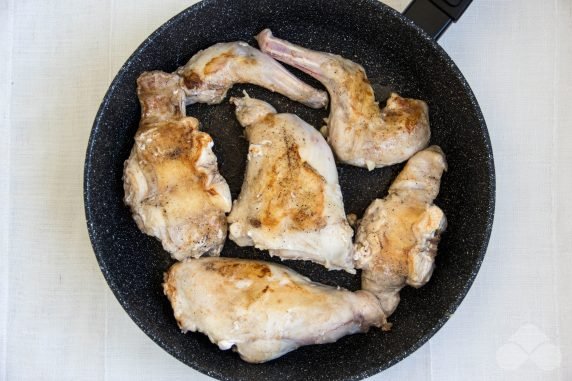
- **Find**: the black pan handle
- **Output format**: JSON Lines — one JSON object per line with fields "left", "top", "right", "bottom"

{"left": 403, "top": 0, "right": 472, "bottom": 40}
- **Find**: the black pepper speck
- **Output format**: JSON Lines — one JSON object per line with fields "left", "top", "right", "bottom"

{"left": 84, "top": 0, "right": 495, "bottom": 380}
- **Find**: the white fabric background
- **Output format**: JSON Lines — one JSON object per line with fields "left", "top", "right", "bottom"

{"left": 1, "top": 0, "right": 571, "bottom": 380}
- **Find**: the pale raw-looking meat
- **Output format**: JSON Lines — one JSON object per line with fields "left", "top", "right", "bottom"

{"left": 354, "top": 146, "right": 447, "bottom": 316}
{"left": 123, "top": 71, "right": 231, "bottom": 260}
{"left": 163, "top": 257, "right": 386, "bottom": 363}
{"left": 257, "top": 29, "right": 430, "bottom": 170}
{"left": 227, "top": 94, "right": 354, "bottom": 272}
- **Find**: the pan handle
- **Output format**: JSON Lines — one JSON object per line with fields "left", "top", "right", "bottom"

{"left": 402, "top": 0, "right": 472, "bottom": 40}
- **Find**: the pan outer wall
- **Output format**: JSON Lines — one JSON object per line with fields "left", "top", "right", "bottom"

{"left": 84, "top": 0, "right": 494, "bottom": 380}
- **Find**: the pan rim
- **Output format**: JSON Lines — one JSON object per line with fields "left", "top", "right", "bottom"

{"left": 84, "top": 0, "right": 495, "bottom": 379}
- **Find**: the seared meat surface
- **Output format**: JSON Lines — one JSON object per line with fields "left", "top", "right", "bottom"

{"left": 257, "top": 29, "right": 430, "bottom": 169}
{"left": 164, "top": 257, "right": 385, "bottom": 363}
{"left": 227, "top": 95, "right": 354, "bottom": 272}
{"left": 176, "top": 41, "right": 328, "bottom": 108}
{"left": 354, "top": 146, "right": 447, "bottom": 316}
{"left": 123, "top": 71, "right": 231, "bottom": 260}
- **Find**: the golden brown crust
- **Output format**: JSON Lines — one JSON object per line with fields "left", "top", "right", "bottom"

{"left": 174, "top": 258, "right": 336, "bottom": 313}
{"left": 182, "top": 71, "right": 203, "bottom": 90}
{"left": 369, "top": 202, "right": 430, "bottom": 277}
{"left": 134, "top": 119, "right": 216, "bottom": 194}
{"left": 124, "top": 71, "right": 231, "bottom": 260}
{"left": 202, "top": 260, "right": 272, "bottom": 280}
{"left": 256, "top": 30, "right": 430, "bottom": 168}
{"left": 354, "top": 147, "right": 447, "bottom": 316}
{"left": 381, "top": 95, "right": 427, "bottom": 134}
{"left": 258, "top": 133, "right": 326, "bottom": 231}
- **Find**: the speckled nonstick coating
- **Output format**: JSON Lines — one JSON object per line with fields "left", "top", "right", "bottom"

{"left": 84, "top": 0, "right": 495, "bottom": 379}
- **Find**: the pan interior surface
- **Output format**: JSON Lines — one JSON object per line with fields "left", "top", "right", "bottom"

{"left": 84, "top": 0, "right": 494, "bottom": 380}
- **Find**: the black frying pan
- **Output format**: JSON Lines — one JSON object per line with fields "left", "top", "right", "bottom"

{"left": 84, "top": 0, "right": 494, "bottom": 379}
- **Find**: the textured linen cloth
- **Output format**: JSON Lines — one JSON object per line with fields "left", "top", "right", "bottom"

{"left": 1, "top": 0, "right": 571, "bottom": 379}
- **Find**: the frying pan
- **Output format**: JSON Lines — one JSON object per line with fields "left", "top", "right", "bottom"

{"left": 84, "top": 0, "right": 494, "bottom": 379}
